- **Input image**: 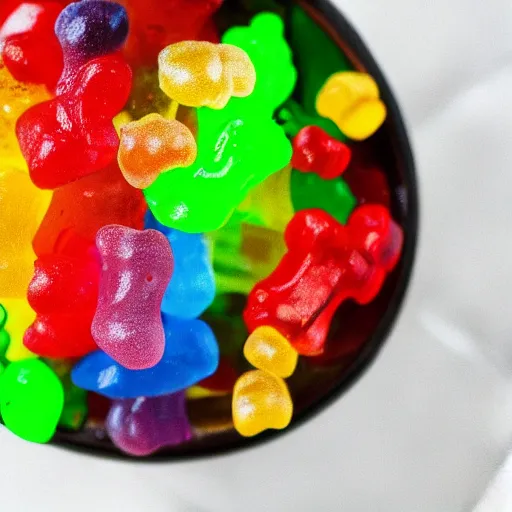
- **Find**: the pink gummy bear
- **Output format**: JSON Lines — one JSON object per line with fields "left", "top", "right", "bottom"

{"left": 16, "top": 54, "right": 132, "bottom": 189}
{"left": 92, "top": 225, "right": 173, "bottom": 370}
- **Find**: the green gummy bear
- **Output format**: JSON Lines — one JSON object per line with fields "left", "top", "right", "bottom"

{"left": 291, "top": 170, "right": 356, "bottom": 224}
{"left": 222, "top": 12, "right": 297, "bottom": 118}
{"left": 0, "top": 359, "right": 64, "bottom": 443}
{"left": 144, "top": 109, "right": 292, "bottom": 233}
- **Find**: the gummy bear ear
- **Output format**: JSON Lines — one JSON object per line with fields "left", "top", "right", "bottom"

{"left": 72, "top": 55, "right": 132, "bottom": 121}
{"left": 251, "top": 12, "right": 285, "bottom": 37}
{"left": 284, "top": 209, "right": 346, "bottom": 251}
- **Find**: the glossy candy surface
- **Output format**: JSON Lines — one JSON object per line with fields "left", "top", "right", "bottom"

{"left": 25, "top": 234, "right": 100, "bottom": 358}
{"left": 0, "top": 298, "right": 36, "bottom": 361}
{"left": 33, "top": 162, "right": 146, "bottom": 256}
{"left": 232, "top": 370, "right": 293, "bottom": 437}
{"left": 0, "top": 167, "right": 51, "bottom": 297}
{"left": 55, "top": 0, "right": 129, "bottom": 92}
{"left": 1, "top": 2, "right": 63, "bottom": 88}
{"left": 145, "top": 214, "right": 215, "bottom": 319}
{"left": 292, "top": 125, "right": 351, "bottom": 179}
{"left": 72, "top": 316, "right": 219, "bottom": 398}
{"left": 0, "top": 63, "right": 51, "bottom": 166}
{"left": 0, "top": 359, "right": 64, "bottom": 443}
{"left": 106, "top": 392, "right": 192, "bottom": 456}
{"left": 92, "top": 225, "right": 173, "bottom": 370}
{"left": 243, "top": 326, "right": 298, "bottom": 378}
{"left": 118, "top": 113, "right": 197, "bottom": 189}
{"left": 145, "top": 109, "right": 292, "bottom": 233}
{"left": 158, "top": 41, "right": 256, "bottom": 109}
{"left": 16, "top": 55, "right": 132, "bottom": 189}
{"left": 316, "top": 72, "right": 387, "bottom": 141}
{"left": 244, "top": 207, "right": 403, "bottom": 355}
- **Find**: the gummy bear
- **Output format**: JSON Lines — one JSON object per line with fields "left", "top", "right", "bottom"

{"left": 0, "top": 62, "right": 51, "bottom": 166}
{"left": 106, "top": 393, "right": 192, "bottom": 456}
{"left": 292, "top": 125, "right": 352, "bottom": 179}
{"left": 72, "top": 315, "right": 219, "bottom": 398}
{"left": 1, "top": 2, "right": 63, "bottom": 88}
{"left": 145, "top": 213, "right": 215, "bottom": 319}
{"left": 290, "top": 170, "right": 356, "bottom": 225}
{"left": 316, "top": 72, "right": 387, "bottom": 141}
{"left": 32, "top": 162, "right": 146, "bottom": 256}
{"left": 144, "top": 108, "right": 292, "bottom": 233}
{"left": 118, "top": 113, "right": 197, "bottom": 189}
{"left": 0, "top": 359, "right": 64, "bottom": 443}
{"left": 221, "top": 12, "right": 296, "bottom": 118}
{"left": 91, "top": 226, "right": 173, "bottom": 370}
{"left": 232, "top": 370, "right": 293, "bottom": 437}
{"left": 55, "top": 0, "right": 129, "bottom": 93}
{"left": 119, "top": 0, "right": 223, "bottom": 67}
{"left": 243, "top": 326, "right": 298, "bottom": 378}
{"left": 16, "top": 55, "right": 132, "bottom": 189}
{"left": 0, "top": 298, "right": 36, "bottom": 361}
{"left": 0, "top": 166, "right": 51, "bottom": 297}
{"left": 158, "top": 41, "right": 256, "bottom": 109}
{"left": 0, "top": 304, "right": 10, "bottom": 362}
{"left": 24, "top": 233, "right": 100, "bottom": 358}
{"left": 244, "top": 207, "right": 403, "bottom": 355}
{"left": 197, "top": 356, "right": 239, "bottom": 393}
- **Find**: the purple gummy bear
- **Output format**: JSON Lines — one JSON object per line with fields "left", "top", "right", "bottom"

{"left": 55, "top": 0, "right": 129, "bottom": 93}
{"left": 106, "top": 393, "right": 192, "bottom": 456}
{"left": 92, "top": 225, "right": 173, "bottom": 370}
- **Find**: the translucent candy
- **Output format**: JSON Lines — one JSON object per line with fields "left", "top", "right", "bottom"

{"left": 73, "top": 316, "right": 219, "bottom": 398}
{"left": 316, "top": 72, "right": 387, "bottom": 141}
{"left": 0, "top": 298, "right": 36, "bottom": 362}
{"left": 106, "top": 393, "right": 192, "bottom": 456}
{"left": 0, "top": 63, "right": 50, "bottom": 166}
{"left": 232, "top": 370, "right": 293, "bottom": 437}
{"left": 158, "top": 41, "right": 256, "bottom": 109}
{"left": 0, "top": 167, "right": 51, "bottom": 297}
{"left": 118, "top": 113, "right": 197, "bottom": 189}
{"left": 243, "top": 326, "right": 298, "bottom": 378}
{"left": 0, "top": 359, "right": 64, "bottom": 443}
{"left": 92, "top": 225, "right": 173, "bottom": 370}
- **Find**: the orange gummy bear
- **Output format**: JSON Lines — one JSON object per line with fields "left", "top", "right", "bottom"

{"left": 158, "top": 41, "right": 256, "bottom": 109}
{"left": 118, "top": 113, "right": 197, "bottom": 189}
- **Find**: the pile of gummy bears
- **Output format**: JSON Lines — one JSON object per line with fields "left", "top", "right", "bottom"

{"left": 0, "top": 0, "right": 403, "bottom": 456}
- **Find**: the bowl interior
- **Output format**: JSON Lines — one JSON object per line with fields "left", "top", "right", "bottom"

{"left": 52, "top": 0, "right": 417, "bottom": 460}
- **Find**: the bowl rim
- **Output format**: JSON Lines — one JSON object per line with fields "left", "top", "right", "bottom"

{"left": 53, "top": 0, "right": 419, "bottom": 462}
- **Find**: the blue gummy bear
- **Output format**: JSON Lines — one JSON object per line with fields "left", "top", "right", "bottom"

{"left": 71, "top": 316, "right": 219, "bottom": 399}
{"left": 55, "top": 1, "right": 129, "bottom": 61}
{"left": 145, "top": 213, "right": 215, "bottom": 319}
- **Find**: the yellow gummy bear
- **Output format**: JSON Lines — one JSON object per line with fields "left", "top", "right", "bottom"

{"left": 244, "top": 326, "right": 298, "bottom": 378}
{"left": 316, "top": 71, "right": 387, "bottom": 141}
{"left": 0, "top": 298, "right": 37, "bottom": 362}
{"left": 0, "top": 63, "right": 51, "bottom": 168}
{"left": 232, "top": 370, "right": 293, "bottom": 437}
{"left": 0, "top": 167, "right": 51, "bottom": 297}
{"left": 158, "top": 41, "right": 256, "bottom": 109}
{"left": 237, "top": 165, "right": 294, "bottom": 232}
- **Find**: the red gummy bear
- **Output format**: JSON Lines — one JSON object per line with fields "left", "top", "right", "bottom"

{"left": 120, "top": 0, "right": 222, "bottom": 66}
{"left": 292, "top": 125, "right": 352, "bottom": 179}
{"left": 198, "top": 356, "right": 238, "bottom": 393}
{"left": 25, "top": 231, "right": 100, "bottom": 358}
{"left": 16, "top": 55, "right": 132, "bottom": 189}
{"left": 243, "top": 205, "right": 403, "bottom": 355}
{"left": 1, "top": 2, "right": 64, "bottom": 88}
{"left": 33, "top": 161, "right": 146, "bottom": 256}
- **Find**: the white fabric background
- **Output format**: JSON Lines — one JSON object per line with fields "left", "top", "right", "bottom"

{"left": 1, "top": 0, "right": 512, "bottom": 510}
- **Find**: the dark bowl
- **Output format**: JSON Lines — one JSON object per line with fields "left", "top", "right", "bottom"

{"left": 53, "top": 0, "right": 418, "bottom": 460}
